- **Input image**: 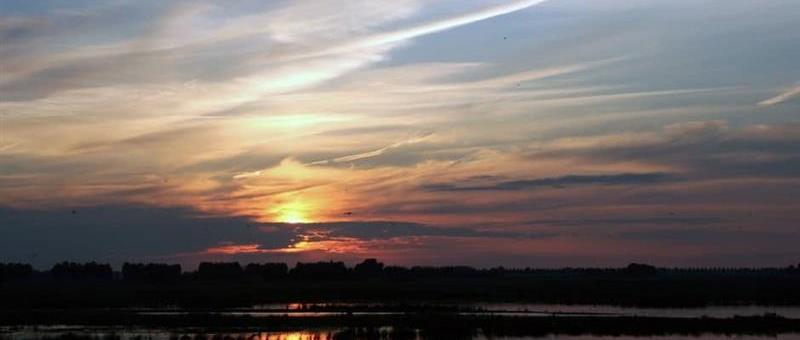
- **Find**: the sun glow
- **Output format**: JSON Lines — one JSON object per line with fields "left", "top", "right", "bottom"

{"left": 274, "top": 198, "right": 313, "bottom": 224}
{"left": 282, "top": 212, "right": 308, "bottom": 224}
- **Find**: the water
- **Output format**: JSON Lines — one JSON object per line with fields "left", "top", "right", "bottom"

{"left": 159, "top": 302, "right": 800, "bottom": 319}
{"left": 469, "top": 303, "right": 800, "bottom": 318}
{"left": 4, "top": 304, "right": 800, "bottom": 339}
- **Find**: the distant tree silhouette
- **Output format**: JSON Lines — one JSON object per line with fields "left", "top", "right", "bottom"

{"left": 291, "top": 261, "right": 348, "bottom": 280}
{"left": 354, "top": 258, "right": 384, "bottom": 277}
{"left": 0, "top": 263, "right": 33, "bottom": 282}
{"left": 244, "top": 263, "right": 288, "bottom": 280}
{"left": 623, "top": 263, "right": 658, "bottom": 276}
{"left": 4, "top": 259, "right": 800, "bottom": 308}
{"left": 409, "top": 265, "right": 481, "bottom": 278}
{"left": 384, "top": 265, "right": 411, "bottom": 280}
{"left": 122, "top": 263, "right": 181, "bottom": 282}
{"left": 196, "top": 262, "right": 243, "bottom": 280}
{"left": 51, "top": 262, "right": 112, "bottom": 280}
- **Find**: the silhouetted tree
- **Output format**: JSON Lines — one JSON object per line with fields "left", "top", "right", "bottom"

{"left": 244, "top": 263, "right": 288, "bottom": 280}
{"left": 354, "top": 259, "right": 384, "bottom": 277}
{"left": 383, "top": 266, "right": 411, "bottom": 280}
{"left": 0, "top": 263, "right": 33, "bottom": 282}
{"left": 623, "top": 263, "right": 658, "bottom": 277}
{"left": 122, "top": 263, "right": 182, "bottom": 282}
{"left": 51, "top": 262, "right": 112, "bottom": 280}
{"left": 410, "top": 266, "right": 480, "bottom": 278}
{"left": 291, "top": 261, "right": 348, "bottom": 280}
{"left": 196, "top": 262, "right": 243, "bottom": 280}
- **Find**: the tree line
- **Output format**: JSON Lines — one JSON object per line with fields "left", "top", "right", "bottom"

{"left": 2, "top": 260, "right": 799, "bottom": 283}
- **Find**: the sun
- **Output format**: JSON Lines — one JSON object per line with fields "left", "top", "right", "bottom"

{"left": 281, "top": 211, "right": 309, "bottom": 224}
{"left": 273, "top": 198, "right": 313, "bottom": 224}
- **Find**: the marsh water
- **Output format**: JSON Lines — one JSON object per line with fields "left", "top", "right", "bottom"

{"left": 137, "top": 302, "right": 800, "bottom": 318}
{"left": 4, "top": 304, "right": 800, "bottom": 339}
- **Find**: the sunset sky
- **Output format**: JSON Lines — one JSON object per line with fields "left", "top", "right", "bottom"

{"left": 2, "top": 0, "right": 800, "bottom": 269}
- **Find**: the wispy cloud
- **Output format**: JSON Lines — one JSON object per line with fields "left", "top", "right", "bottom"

{"left": 423, "top": 172, "right": 675, "bottom": 192}
{"left": 758, "top": 84, "right": 800, "bottom": 107}
{"left": 308, "top": 132, "right": 434, "bottom": 165}
{"left": 308, "top": 0, "right": 551, "bottom": 58}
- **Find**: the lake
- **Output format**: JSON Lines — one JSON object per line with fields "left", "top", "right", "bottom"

{"left": 144, "top": 302, "right": 800, "bottom": 318}
{"left": 3, "top": 304, "right": 800, "bottom": 340}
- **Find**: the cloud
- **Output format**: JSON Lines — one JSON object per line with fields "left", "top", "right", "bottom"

{"left": 530, "top": 121, "right": 800, "bottom": 178}
{"left": 521, "top": 216, "right": 727, "bottom": 228}
{"left": 0, "top": 16, "right": 47, "bottom": 45}
{"left": 308, "top": 132, "right": 434, "bottom": 165}
{"left": 758, "top": 84, "right": 800, "bottom": 107}
{"left": 423, "top": 172, "right": 675, "bottom": 192}
{"left": 0, "top": 205, "right": 294, "bottom": 268}
{"left": 275, "top": 221, "right": 555, "bottom": 240}
{"left": 0, "top": 204, "right": 556, "bottom": 267}
{"left": 308, "top": 0, "right": 550, "bottom": 58}
{"left": 263, "top": 0, "right": 422, "bottom": 44}
{"left": 619, "top": 227, "right": 800, "bottom": 247}
{"left": 200, "top": 220, "right": 559, "bottom": 257}
{"left": 214, "top": 0, "right": 552, "bottom": 111}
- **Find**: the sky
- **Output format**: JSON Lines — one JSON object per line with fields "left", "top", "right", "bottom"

{"left": 1, "top": 0, "right": 800, "bottom": 269}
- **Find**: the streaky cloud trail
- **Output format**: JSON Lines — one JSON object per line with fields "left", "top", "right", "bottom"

{"left": 303, "top": 0, "right": 552, "bottom": 59}
{"left": 758, "top": 83, "right": 800, "bottom": 107}
{"left": 308, "top": 132, "right": 434, "bottom": 165}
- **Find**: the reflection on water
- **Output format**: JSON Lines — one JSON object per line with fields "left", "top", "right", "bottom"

{"left": 196, "top": 303, "right": 800, "bottom": 319}
{"left": 5, "top": 304, "right": 800, "bottom": 340}
{"left": 471, "top": 303, "right": 800, "bottom": 318}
